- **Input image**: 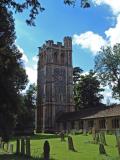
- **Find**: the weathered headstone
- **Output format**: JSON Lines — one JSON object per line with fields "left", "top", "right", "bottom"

{"left": 43, "top": 140, "right": 50, "bottom": 160}
{"left": 68, "top": 136, "right": 75, "bottom": 151}
{"left": 16, "top": 138, "right": 20, "bottom": 155}
{"left": 8, "top": 144, "right": 13, "bottom": 154}
{"left": 99, "top": 143, "right": 106, "bottom": 155}
{"left": 21, "top": 138, "right": 25, "bottom": 156}
{"left": 26, "top": 137, "right": 31, "bottom": 158}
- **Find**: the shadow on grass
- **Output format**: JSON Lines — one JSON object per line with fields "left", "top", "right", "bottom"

{"left": 31, "top": 134, "right": 60, "bottom": 140}
{"left": 11, "top": 134, "right": 61, "bottom": 141}
{"left": 0, "top": 153, "right": 58, "bottom": 160}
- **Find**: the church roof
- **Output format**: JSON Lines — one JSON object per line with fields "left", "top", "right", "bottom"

{"left": 56, "top": 105, "right": 120, "bottom": 122}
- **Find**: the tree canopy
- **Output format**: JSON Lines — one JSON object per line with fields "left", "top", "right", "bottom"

{"left": 73, "top": 67, "right": 83, "bottom": 84}
{"left": 74, "top": 70, "right": 104, "bottom": 110}
{"left": 95, "top": 44, "right": 120, "bottom": 100}
{"left": 17, "top": 84, "right": 37, "bottom": 132}
{"left": 0, "top": 6, "right": 28, "bottom": 141}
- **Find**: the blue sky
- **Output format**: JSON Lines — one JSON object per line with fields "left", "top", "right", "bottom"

{"left": 14, "top": 0, "right": 120, "bottom": 104}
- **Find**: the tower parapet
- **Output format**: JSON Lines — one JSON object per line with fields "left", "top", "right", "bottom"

{"left": 64, "top": 36, "right": 72, "bottom": 49}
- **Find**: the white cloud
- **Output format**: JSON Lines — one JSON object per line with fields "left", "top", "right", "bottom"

{"left": 16, "top": 45, "right": 37, "bottom": 84}
{"left": 17, "top": 45, "right": 29, "bottom": 63}
{"left": 100, "top": 85, "right": 120, "bottom": 104}
{"left": 105, "top": 14, "right": 120, "bottom": 46}
{"left": 73, "top": 32, "right": 106, "bottom": 54}
{"left": 32, "top": 55, "right": 38, "bottom": 62}
{"left": 26, "top": 67, "right": 37, "bottom": 84}
{"left": 92, "top": 0, "right": 120, "bottom": 15}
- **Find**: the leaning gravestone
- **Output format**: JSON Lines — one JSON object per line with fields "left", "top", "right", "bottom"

{"left": 68, "top": 136, "right": 76, "bottom": 151}
{"left": 43, "top": 140, "right": 50, "bottom": 160}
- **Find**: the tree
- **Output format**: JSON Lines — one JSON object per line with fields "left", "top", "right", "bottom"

{"left": 74, "top": 70, "right": 104, "bottom": 110}
{"left": 95, "top": 44, "right": 120, "bottom": 100}
{"left": 0, "top": 0, "right": 45, "bottom": 26}
{"left": 16, "top": 84, "right": 37, "bottom": 132}
{"left": 73, "top": 67, "right": 83, "bottom": 84}
{"left": 73, "top": 67, "right": 83, "bottom": 110}
{"left": 0, "top": 0, "right": 90, "bottom": 26}
{"left": 64, "top": 0, "right": 90, "bottom": 8}
{"left": 0, "top": 6, "right": 28, "bottom": 141}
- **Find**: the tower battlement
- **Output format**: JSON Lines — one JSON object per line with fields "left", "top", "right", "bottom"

{"left": 39, "top": 37, "right": 72, "bottom": 52}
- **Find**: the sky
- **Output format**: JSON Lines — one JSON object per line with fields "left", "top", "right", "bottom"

{"left": 14, "top": 0, "right": 120, "bottom": 104}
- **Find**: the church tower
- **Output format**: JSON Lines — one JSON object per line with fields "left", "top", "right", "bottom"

{"left": 37, "top": 37, "right": 74, "bottom": 131}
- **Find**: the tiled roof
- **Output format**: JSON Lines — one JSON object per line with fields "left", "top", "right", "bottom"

{"left": 56, "top": 105, "right": 120, "bottom": 122}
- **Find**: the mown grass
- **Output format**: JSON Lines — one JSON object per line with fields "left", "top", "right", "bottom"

{"left": 0, "top": 134, "right": 120, "bottom": 160}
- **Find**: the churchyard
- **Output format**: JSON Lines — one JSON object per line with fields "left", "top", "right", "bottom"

{"left": 0, "top": 132, "right": 120, "bottom": 160}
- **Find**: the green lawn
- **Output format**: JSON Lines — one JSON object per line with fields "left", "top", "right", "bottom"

{"left": 0, "top": 134, "right": 120, "bottom": 160}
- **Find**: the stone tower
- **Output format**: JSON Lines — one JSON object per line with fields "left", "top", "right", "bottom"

{"left": 37, "top": 37, "right": 74, "bottom": 131}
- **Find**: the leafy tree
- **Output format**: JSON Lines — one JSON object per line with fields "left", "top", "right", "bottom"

{"left": 73, "top": 67, "right": 83, "bottom": 110}
{"left": 73, "top": 67, "right": 83, "bottom": 84}
{"left": 74, "top": 70, "right": 104, "bottom": 110}
{"left": 16, "top": 84, "right": 37, "bottom": 132}
{"left": 95, "top": 44, "right": 120, "bottom": 100}
{"left": 0, "top": 6, "right": 28, "bottom": 141}
{"left": 64, "top": 0, "right": 90, "bottom": 8}
{"left": 0, "top": 0, "right": 44, "bottom": 26}
{"left": 0, "top": 0, "right": 90, "bottom": 26}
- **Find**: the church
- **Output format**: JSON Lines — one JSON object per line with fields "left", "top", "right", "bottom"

{"left": 36, "top": 37, "right": 120, "bottom": 133}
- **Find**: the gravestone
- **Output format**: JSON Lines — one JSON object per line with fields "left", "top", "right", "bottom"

{"left": 68, "top": 136, "right": 75, "bottom": 151}
{"left": 92, "top": 127, "right": 96, "bottom": 142}
{"left": 43, "top": 140, "right": 50, "bottom": 160}
{"left": 1, "top": 142, "right": 4, "bottom": 149}
{"left": 60, "top": 132, "right": 65, "bottom": 142}
{"left": 115, "top": 129, "right": 120, "bottom": 156}
{"left": 0, "top": 137, "right": 2, "bottom": 148}
{"left": 26, "top": 137, "right": 31, "bottom": 158}
{"left": 99, "top": 132, "right": 107, "bottom": 145}
{"left": 21, "top": 138, "right": 25, "bottom": 156}
{"left": 95, "top": 133, "right": 100, "bottom": 144}
{"left": 83, "top": 129, "right": 87, "bottom": 136}
{"left": 8, "top": 144, "right": 13, "bottom": 154}
{"left": 99, "top": 143, "right": 106, "bottom": 155}
{"left": 16, "top": 138, "right": 20, "bottom": 155}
